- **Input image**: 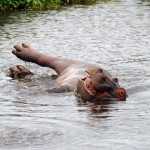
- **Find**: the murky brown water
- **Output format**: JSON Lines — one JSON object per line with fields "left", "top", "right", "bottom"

{"left": 0, "top": 0, "right": 150, "bottom": 149}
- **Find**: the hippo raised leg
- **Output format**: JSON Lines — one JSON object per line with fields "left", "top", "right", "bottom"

{"left": 11, "top": 43, "right": 127, "bottom": 101}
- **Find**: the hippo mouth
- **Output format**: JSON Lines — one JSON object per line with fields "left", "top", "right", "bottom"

{"left": 76, "top": 71, "right": 114, "bottom": 100}
{"left": 76, "top": 68, "right": 127, "bottom": 101}
{"left": 80, "top": 73, "right": 96, "bottom": 96}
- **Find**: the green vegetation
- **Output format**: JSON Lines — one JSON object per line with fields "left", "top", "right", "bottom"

{"left": 140, "top": 0, "right": 150, "bottom": 6}
{"left": 0, "top": 0, "right": 61, "bottom": 11}
{"left": 0, "top": 0, "right": 115, "bottom": 11}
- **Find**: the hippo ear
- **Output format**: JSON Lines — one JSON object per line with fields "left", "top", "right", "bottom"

{"left": 111, "top": 77, "right": 119, "bottom": 83}
{"left": 76, "top": 79, "right": 94, "bottom": 100}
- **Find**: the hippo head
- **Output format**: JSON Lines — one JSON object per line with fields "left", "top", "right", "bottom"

{"left": 76, "top": 68, "right": 127, "bottom": 101}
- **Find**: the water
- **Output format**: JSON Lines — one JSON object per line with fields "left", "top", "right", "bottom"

{"left": 0, "top": 0, "right": 150, "bottom": 149}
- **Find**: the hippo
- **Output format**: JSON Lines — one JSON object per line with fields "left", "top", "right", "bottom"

{"left": 11, "top": 43, "right": 127, "bottom": 101}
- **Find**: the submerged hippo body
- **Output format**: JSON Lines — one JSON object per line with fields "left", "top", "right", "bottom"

{"left": 11, "top": 43, "right": 127, "bottom": 101}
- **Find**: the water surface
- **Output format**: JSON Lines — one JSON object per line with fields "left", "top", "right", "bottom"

{"left": 0, "top": 0, "right": 150, "bottom": 149}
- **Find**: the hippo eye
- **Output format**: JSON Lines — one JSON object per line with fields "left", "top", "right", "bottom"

{"left": 98, "top": 76, "right": 106, "bottom": 84}
{"left": 99, "top": 69, "right": 103, "bottom": 73}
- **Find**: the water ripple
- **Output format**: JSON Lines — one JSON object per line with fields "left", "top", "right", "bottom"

{"left": 0, "top": 0, "right": 150, "bottom": 149}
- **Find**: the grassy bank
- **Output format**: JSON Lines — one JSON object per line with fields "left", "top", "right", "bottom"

{"left": 0, "top": 0, "right": 62, "bottom": 11}
{"left": 0, "top": 0, "right": 114, "bottom": 11}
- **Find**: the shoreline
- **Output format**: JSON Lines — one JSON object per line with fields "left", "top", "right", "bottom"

{"left": 0, "top": 0, "right": 114, "bottom": 12}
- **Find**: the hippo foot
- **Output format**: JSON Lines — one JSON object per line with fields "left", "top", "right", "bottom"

{"left": 12, "top": 43, "right": 40, "bottom": 63}
{"left": 9, "top": 65, "right": 34, "bottom": 79}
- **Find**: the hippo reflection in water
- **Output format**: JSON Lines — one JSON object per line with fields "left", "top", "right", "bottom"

{"left": 10, "top": 43, "right": 127, "bottom": 101}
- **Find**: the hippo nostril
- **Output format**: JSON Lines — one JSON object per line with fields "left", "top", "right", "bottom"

{"left": 120, "top": 91, "right": 124, "bottom": 96}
